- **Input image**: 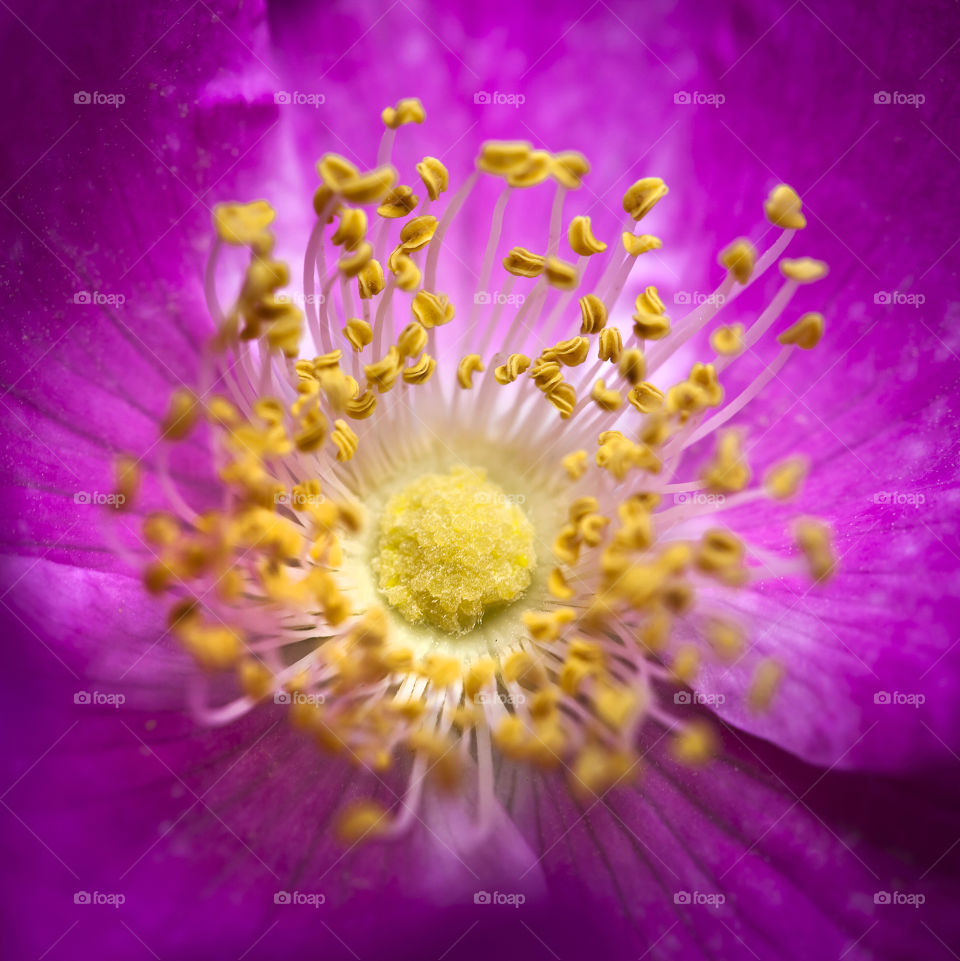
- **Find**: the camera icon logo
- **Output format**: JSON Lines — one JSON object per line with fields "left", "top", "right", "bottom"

{"left": 874, "top": 891, "right": 891, "bottom": 904}
{"left": 673, "top": 891, "right": 691, "bottom": 904}
{"left": 673, "top": 691, "right": 691, "bottom": 705}
{"left": 474, "top": 891, "right": 491, "bottom": 904}
{"left": 74, "top": 891, "right": 91, "bottom": 904}
{"left": 874, "top": 692, "right": 891, "bottom": 705}
{"left": 274, "top": 891, "right": 291, "bottom": 904}
{"left": 673, "top": 91, "right": 691, "bottom": 104}
{"left": 274, "top": 91, "right": 291, "bottom": 105}
{"left": 273, "top": 690, "right": 292, "bottom": 705}
{"left": 74, "top": 291, "right": 92, "bottom": 305}
{"left": 473, "top": 291, "right": 491, "bottom": 305}
{"left": 674, "top": 291, "right": 691, "bottom": 305}
{"left": 73, "top": 491, "right": 91, "bottom": 504}
{"left": 74, "top": 91, "right": 91, "bottom": 105}
{"left": 74, "top": 691, "right": 91, "bottom": 705}
{"left": 474, "top": 91, "right": 491, "bottom": 105}
{"left": 874, "top": 91, "right": 891, "bottom": 104}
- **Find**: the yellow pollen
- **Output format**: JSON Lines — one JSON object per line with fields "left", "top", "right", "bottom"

{"left": 622, "top": 232, "right": 662, "bottom": 256}
{"left": 373, "top": 467, "right": 537, "bottom": 633}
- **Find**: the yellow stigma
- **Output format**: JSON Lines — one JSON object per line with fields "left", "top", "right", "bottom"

{"left": 373, "top": 467, "right": 536, "bottom": 633}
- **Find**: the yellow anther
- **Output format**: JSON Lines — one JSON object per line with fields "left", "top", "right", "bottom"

{"left": 387, "top": 250, "right": 422, "bottom": 291}
{"left": 207, "top": 396, "right": 240, "bottom": 428}
{"left": 543, "top": 336, "right": 590, "bottom": 367}
{"left": 594, "top": 682, "right": 637, "bottom": 731}
{"left": 142, "top": 511, "right": 179, "bottom": 547}
{"left": 598, "top": 327, "right": 623, "bottom": 362}
{"left": 397, "top": 321, "right": 428, "bottom": 359}
{"left": 503, "top": 246, "right": 546, "bottom": 278}
{"left": 343, "top": 317, "right": 373, "bottom": 351}
{"left": 748, "top": 659, "right": 784, "bottom": 711}
{"left": 548, "top": 567, "right": 575, "bottom": 599}
{"left": 318, "top": 367, "right": 359, "bottom": 410}
{"left": 618, "top": 348, "right": 646, "bottom": 384}
{"left": 627, "top": 381, "right": 664, "bottom": 414}
{"left": 398, "top": 214, "right": 438, "bottom": 252}
{"left": 710, "top": 323, "right": 744, "bottom": 356}
{"left": 317, "top": 153, "right": 360, "bottom": 190}
{"left": 365, "top": 346, "right": 402, "bottom": 393}
{"left": 357, "top": 259, "right": 385, "bottom": 299}
{"left": 702, "top": 430, "right": 749, "bottom": 493}
{"left": 780, "top": 258, "right": 828, "bottom": 283}
{"left": 495, "top": 715, "right": 529, "bottom": 760}
{"left": 402, "top": 354, "right": 436, "bottom": 384}
{"left": 213, "top": 201, "right": 275, "bottom": 246}
{"left": 477, "top": 140, "right": 532, "bottom": 175}
{"left": 331, "top": 207, "right": 368, "bottom": 250}
{"left": 671, "top": 722, "right": 717, "bottom": 766}
{"left": 238, "top": 658, "right": 273, "bottom": 701}
{"left": 633, "top": 312, "right": 671, "bottom": 340}
{"left": 377, "top": 184, "right": 419, "bottom": 218}
{"left": 568, "top": 216, "right": 607, "bottom": 256}
{"left": 530, "top": 358, "right": 563, "bottom": 392}
{"left": 412, "top": 290, "right": 455, "bottom": 328}
{"left": 562, "top": 450, "right": 588, "bottom": 481}
{"left": 335, "top": 801, "right": 390, "bottom": 844}
{"left": 591, "top": 379, "right": 623, "bottom": 411}
{"left": 313, "top": 349, "right": 343, "bottom": 371}
{"left": 457, "top": 354, "right": 484, "bottom": 389}
{"left": 719, "top": 238, "right": 757, "bottom": 284}
{"left": 331, "top": 420, "right": 358, "bottom": 461}
{"left": 579, "top": 293, "right": 608, "bottom": 334}
{"left": 706, "top": 619, "right": 745, "bottom": 661}
{"left": 569, "top": 745, "right": 634, "bottom": 797}
{"left": 548, "top": 151, "right": 589, "bottom": 190}
{"left": 764, "top": 457, "right": 807, "bottom": 499}
{"left": 546, "top": 381, "right": 577, "bottom": 418}
{"left": 113, "top": 455, "right": 139, "bottom": 510}
{"left": 463, "top": 659, "right": 496, "bottom": 700}
{"left": 338, "top": 165, "right": 398, "bottom": 204}
{"left": 596, "top": 431, "right": 660, "bottom": 480}
{"left": 381, "top": 97, "right": 425, "bottom": 128}
{"left": 622, "top": 232, "right": 662, "bottom": 256}
{"left": 416, "top": 156, "right": 449, "bottom": 201}
{"left": 778, "top": 311, "right": 824, "bottom": 349}
{"left": 312, "top": 184, "right": 338, "bottom": 221}
{"left": 264, "top": 307, "right": 304, "bottom": 357}
{"left": 344, "top": 390, "right": 377, "bottom": 420}
{"left": 338, "top": 241, "right": 374, "bottom": 277}
{"left": 697, "top": 528, "right": 745, "bottom": 578}
{"left": 689, "top": 362, "right": 723, "bottom": 407}
{"left": 494, "top": 353, "right": 531, "bottom": 384}
{"left": 622, "top": 176, "right": 668, "bottom": 220}
{"left": 162, "top": 388, "right": 200, "bottom": 441}
{"left": 503, "top": 651, "right": 546, "bottom": 688}
{"left": 553, "top": 524, "right": 581, "bottom": 566}
{"left": 507, "top": 149, "right": 553, "bottom": 188}
{"left": 795, "top": 519, "right": 835, "bottom": 582}
{"left": 544, "top": 256, "right": 579, "bottom": 290}
{"left": 665, "top": 380, "right": 707, "bottom": 421}
{"left": 579, "top": 513, "right": 610, "bottom": 546}
{"left": 294, "top": 409, "right": 329, "bottom": 451}
{"left": 568, "top": 496, "right": 599, "bottom": 523}
{"left": 522, "top": 607, "right": 575, "bottom": 643}
{"left": 764, "top": 184, "right": 806, "bottom": 229}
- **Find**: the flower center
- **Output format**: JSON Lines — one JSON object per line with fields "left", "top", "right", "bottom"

{"left": 372, "top": 466, "right": 536, "bottom": 633}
